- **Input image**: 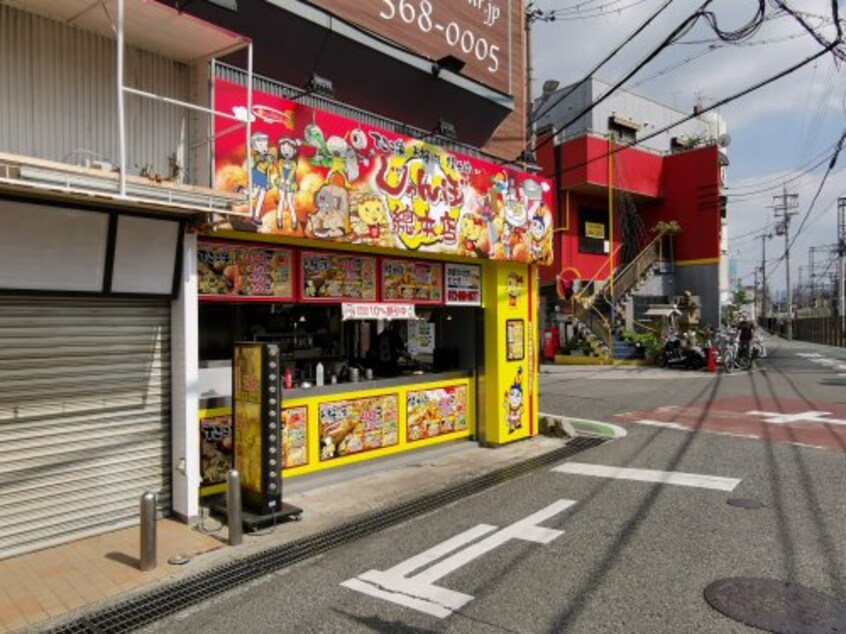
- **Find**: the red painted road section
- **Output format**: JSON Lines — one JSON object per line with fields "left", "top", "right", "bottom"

{"left": 614, "top": 396, "right": 846, "bottom": 453}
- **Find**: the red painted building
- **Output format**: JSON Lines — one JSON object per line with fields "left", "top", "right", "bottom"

{"left": 534, "top": 84, "right": 728, "bottom": 347}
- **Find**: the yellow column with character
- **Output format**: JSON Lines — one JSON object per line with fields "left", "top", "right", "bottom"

{"left": 481, "top": 261, "right": 538, "bottom": 444}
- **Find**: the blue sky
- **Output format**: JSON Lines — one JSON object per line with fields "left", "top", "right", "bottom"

{"left": 531, "top": 0, "right": 845, "bottom": 296}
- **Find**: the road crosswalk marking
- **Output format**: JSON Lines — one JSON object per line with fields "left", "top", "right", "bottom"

{"left": 552, "top": 462, "right": 740, "bottom": 491}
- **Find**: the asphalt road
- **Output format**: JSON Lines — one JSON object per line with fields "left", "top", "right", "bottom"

{"left": 139, "top": 336, "right": 846, "bottom": 633}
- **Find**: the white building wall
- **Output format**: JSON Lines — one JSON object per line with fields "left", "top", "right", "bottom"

{"left": 536, "top": 78, "right": 718, "bottom": 154}
{"left": 171, "top": 233, "right": 200, "bottom": 521}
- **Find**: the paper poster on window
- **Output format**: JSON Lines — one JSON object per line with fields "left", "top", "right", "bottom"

{"left": 318, "top": 394, "right": 399, "bottom": 461}
{"left": 407, "top": 384, "right": 468, "bottom": 442}
{"left": 445, "top": 262, "right": 482, "bottom": 306}
{"left": 506, "top": 319, "right": 525, "bottom": 361}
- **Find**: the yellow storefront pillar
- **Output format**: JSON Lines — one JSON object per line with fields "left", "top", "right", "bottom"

{"left": 480, "top": 261, "right": 539, "bottom": 445}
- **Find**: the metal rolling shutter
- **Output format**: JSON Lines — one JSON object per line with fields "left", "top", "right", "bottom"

{"left": 0, "top": 296, "right": 171, "bottom": 559}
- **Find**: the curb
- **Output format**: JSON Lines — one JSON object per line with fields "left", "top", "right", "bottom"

{"left": 539, "top": 412, "right": 628, "bottom": 440}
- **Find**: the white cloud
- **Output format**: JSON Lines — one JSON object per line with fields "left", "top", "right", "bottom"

{"left": 532, "top": 0, "right": 845, "bottom": 298}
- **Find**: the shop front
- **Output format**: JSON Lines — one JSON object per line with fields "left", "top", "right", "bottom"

{"left": 182, "top": 76, "right": 553, "bottom": 510}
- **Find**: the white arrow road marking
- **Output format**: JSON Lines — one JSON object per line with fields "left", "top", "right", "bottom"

{"left": 341, "top": 499, "right": 576, "bottom": 618}
{"left": 553, "top": 463, "right": 740, "bottom": 491}
{"left": 745, "top": 410, "right": 846, "bottom": 426}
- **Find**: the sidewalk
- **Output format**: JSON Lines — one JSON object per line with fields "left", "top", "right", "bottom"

{"left": 5, "top": 434, "right": 587, "bottom": 634}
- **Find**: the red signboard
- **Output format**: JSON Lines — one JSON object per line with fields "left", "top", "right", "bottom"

{"left": 213, "top": 79, "right": 553, "bottom": 266}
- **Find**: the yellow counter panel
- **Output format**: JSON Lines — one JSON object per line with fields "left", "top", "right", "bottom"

{"left": 199, "top": 373, "right": 474, "bottom": 496}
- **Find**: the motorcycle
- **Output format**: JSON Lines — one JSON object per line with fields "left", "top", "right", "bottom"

{"left": 661, "top": 334, "right": 707, "bottom": 370}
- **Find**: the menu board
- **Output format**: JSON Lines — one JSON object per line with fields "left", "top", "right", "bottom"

{"left": 318, "top": 394, "right": 399, "bottom": 461}
{"left": 198, "top": 241, "right": 293, "bottom": 300}
{"left": 445, "top": 263, "right": 482, "bottom": 306}
{"left": 200, "top": 414, "right": 233, "bottom": 486}
{"left": 381, "top": 259, "right": 443, "bottom": 304}
{"left": 506, "top": 319, "right": 525, "bottom": 361}
{"left": 282, "top": 406, "right": 308, "bottom": 469}
{"left": 300, "top": 251, "right": 377, "bottom": 302}
{"left": 407, "top": 384, "right": 468, "bottom": 442}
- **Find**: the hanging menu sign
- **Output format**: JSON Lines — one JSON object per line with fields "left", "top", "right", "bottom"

{"left": 445, "top": 263, "right": 482, "bottom": 306}
{"left": 381, "top": 259, "right": 443, "bottom": 304}
{"left": 198, "top": 241, "right": 293, "bottom": 300}
{"left": 300, "top": 251, "right": 377, "bottom": 302}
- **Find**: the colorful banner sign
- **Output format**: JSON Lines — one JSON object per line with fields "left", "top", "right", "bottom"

{"left": 200, "top": 413, "right": 233, "bottom": 486}
{"left": 318, "top": 394, "right": 399, "bottom": 460}
{"left": 382, "top": 258, "right": 443, "bottom": 303}
{"left": 407, "top": 384, "right": 468, "bottom": 442}
{"left": 342, "top": 303, "right": 417, "bottom": 320}
{"left": 282, "top": 406, "right": 308, "bottom": 469}
{"left": 300, "top": 251, "right": 377, "bottom": 301}
{"left": 213, "top": 78, "right": 553, "bottom": 265}
{"left": 445, "top": 262, "right": 482, "bottom": 306}
{"left": 198, "top": 241, "right": 294, "bottom": 300}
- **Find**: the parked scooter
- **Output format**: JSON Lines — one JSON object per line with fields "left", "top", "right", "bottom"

{"left": 660, "top": 332, "right": 707, "bottom": 370}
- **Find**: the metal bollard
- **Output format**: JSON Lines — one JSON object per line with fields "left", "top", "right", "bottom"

{"left": 227, "top": 469, "right": 243, "bottom": 546}
{"left": 139, "top": 491, "right": 157, "bottom": 571}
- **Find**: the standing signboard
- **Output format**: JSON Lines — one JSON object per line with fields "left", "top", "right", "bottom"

{"left": 232, "top": 342, "right": 283, "bottom": 515}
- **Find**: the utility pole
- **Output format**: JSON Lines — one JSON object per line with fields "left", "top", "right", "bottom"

{"left": 773, "top": 187, "right": 799, "bottom": 339}
{"left": 759, "top": 232, "right": 771, "bottom": 324}
{"left": 524, "top": 4, "right": 556, "bottom": 163}
{"left": 839, "top": 196, "right": 845, "bottom": 322}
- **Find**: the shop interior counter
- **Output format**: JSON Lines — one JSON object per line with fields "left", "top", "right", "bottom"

{"left": 283, "top": 370, "right": 471, "bottom": 399}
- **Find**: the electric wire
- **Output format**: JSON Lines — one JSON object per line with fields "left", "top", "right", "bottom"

{"left": 532, "top": 0, "right": 677, "bottom": 125}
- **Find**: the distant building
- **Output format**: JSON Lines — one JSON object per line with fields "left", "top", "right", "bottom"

{"left": 534, "top": 78, "right": 729, "bottom": 350}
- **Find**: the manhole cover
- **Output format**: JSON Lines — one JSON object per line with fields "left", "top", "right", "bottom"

{"left": 704, "top": 577, "right": 846, "bottom": 634}
{"left": 727, "top": 497, "right": 765, "bottom": 509}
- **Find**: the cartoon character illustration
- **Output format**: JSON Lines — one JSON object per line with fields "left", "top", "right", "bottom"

{"left": 503, "top": 367, "right": 524, "bottom": 434}
{"left": 457, "top": 213, "right": 486, "bottom": 257}
{"left": 307, "top": 185, "right": 349, "bottom": 238}
{"left": 274, "top": 137, "right": 300, "bottom": 230}
{"left": 320, "top": 436, "right": 336, "bottom": 461}
{"left": 506, "top": 272, "right": 523, "bottom": 307}
{"left": 248, "top": 132, "right": 274, "bottom": 223}
{"left": 350, "top": 192, "right": 391, "bottom": 246}
{"left": 326, "top": 135, "right": 359, "bottom": 185}
{"left": 529, "top": 205, "right": 552, "bottom": 263}
{"left": 348, "top": 128, "right": 375, "bottom": 167}
{"left": 304, "top": 122, "right": 330, "bottom": 165}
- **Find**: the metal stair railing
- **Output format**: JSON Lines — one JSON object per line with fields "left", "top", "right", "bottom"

{"left": 603, "top": 231, "right": 670, "bottom": 307}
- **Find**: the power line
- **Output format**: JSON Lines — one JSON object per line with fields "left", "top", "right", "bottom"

{"left": 527, "top": 1, "right": 772, "bottom": 159}
{"left": 539, "top": 40, "right": 839, "bottom": 180}
{"left": 531, "top": 0, "right": 677, "bottom": 126}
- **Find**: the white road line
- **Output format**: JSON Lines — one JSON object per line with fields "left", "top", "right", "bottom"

{"left": 631, "top": 420, "right": 690, "bottom": 431}
{"left": 553, "top": 463, "right": 740, "bottom": 491}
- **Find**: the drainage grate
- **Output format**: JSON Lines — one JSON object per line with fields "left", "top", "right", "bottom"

{"left": 704, "top": 577, "right": 846, "bottom": 634}
{"left": 48, "top": 436, "right": 605, "bottom": 634}
{"left": 727, "top": 497, "right": 765, "bottom": 509}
